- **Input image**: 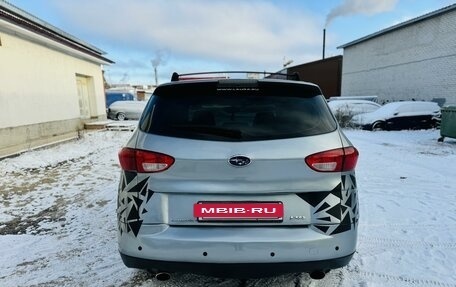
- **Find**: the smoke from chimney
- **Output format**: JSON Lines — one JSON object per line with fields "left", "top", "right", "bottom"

{"left": 151, "top": 49, "right": 169, "bottom": 86}
{"left": 325, "top": 0, "right": 397, "bottom": 28}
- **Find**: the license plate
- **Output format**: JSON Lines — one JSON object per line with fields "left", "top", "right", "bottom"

{"left": 194, "top": 202, "right": 283, "bottom": 222}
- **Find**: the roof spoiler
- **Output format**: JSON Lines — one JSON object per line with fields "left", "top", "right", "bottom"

{"left": 171, "top": 71, "right": 300, "bottom": 82}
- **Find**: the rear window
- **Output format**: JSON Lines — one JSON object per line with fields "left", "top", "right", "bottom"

{"left": 139, "top": 81, "right": 337, "bottom": 141}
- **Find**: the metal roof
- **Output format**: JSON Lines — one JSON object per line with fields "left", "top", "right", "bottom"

{"left": 338, "top": 3, "right": 456, "bottom": 49}
{"left": 0, "top": 0, "right": 113, "bottom": 63}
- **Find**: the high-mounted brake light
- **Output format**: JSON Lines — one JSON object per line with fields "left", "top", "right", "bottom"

{"left": 305, "top": 147, "right": 359, "bottom": 172}
{"left": 118, "top": 148, "right": 175, "bottom": 173}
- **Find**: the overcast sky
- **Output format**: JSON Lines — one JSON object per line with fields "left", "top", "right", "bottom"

{"left": 7, "top": 0, "right": 455, "bottom": 85}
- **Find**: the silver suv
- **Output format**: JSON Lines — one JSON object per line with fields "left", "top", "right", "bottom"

{"left": 117, "top": 72, "right": 359, "bottom": 279}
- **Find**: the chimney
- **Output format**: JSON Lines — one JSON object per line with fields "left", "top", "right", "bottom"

{"left": 322, "top": 28, "right": 326, "bottom": 59}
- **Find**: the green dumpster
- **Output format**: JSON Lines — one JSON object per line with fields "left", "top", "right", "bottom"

{"left": 438, "top": 106, "right": 456, "bottom": 142}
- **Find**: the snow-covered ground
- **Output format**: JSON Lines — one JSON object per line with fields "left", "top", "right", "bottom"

{"left": 0, "top": 129, "right": 455, "bottom": 287}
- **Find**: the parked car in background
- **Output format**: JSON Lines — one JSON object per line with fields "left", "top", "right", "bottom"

{"left": 350, "top": 101, "right": 441, "bottom": 131}
{"left": 328, "top": 100, "right": 381, "bottom": 126}
{"left": 107, "top": 101, "right": 147, "bottom": 121}
{"left": 328, "top": 95, "right": 378, "bottom": 102}
{"left": 105, "top": 91, "right": 136, "bottom": 108}
{"left": 117, "top": 71, "right": 360, "bottom": 280}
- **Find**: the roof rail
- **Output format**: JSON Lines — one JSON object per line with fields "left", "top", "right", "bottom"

{"left": 170, "top": 71, "right": 300, "bottom": 82}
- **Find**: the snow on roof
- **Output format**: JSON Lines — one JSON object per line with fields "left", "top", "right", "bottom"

{"left": 328, "top": 99, "right": 380, "bottom": 108}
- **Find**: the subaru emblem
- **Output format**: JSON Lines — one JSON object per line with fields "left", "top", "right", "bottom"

{"left": 229, "top": 156, "right": 251, "bottom": 167}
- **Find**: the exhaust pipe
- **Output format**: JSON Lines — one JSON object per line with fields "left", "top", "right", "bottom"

{"left": 154, "top": 272, "right": 171, "bottom": 281}
{"left": 310, "top": 270, "right": 326, "bottom": 280}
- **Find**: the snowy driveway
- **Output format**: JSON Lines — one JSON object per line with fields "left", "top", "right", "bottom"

{"left": 0, "top": 129, "right": 455, "bottom": 287}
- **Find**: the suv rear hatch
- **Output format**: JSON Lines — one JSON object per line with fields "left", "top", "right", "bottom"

{"left": 123, "top": 79, "right": 353, "bottom": 228}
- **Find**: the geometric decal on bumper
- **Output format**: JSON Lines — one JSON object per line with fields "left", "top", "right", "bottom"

{"left": 298, "top": 173, "right": 359, "bottom": 235}
{"left": 117, "top": 171, "right": 153, "bottom": 237}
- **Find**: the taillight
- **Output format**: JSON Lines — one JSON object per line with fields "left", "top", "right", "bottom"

{"left": 118, "top": 148, "right": 175, "bottom": 173}
{"left": 305, "top": 147, "right": 359, "bottom": 172}
{"left": 342, "top": 147, "right": 359, "bottom": 171}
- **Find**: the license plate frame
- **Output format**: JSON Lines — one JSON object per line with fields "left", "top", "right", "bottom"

{"left": 194, "top": 201, "right": 283, "bottom": 222}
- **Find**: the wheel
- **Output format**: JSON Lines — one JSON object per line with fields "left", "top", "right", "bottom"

{"left": 371, "top": 121, "right": 384, "bottom": 131}
{"left": 116, "top": 112, "right": 126, "bottom": 121}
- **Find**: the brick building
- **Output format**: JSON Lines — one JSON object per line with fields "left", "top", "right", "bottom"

{"left": 338, "top": 4, "right": 456, "bottom": 105}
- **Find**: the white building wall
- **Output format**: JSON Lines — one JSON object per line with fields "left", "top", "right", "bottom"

{"left": 0, "top": 32, "right": 106, "bottom": 129}
{"left": 0, "top": 21, "right": 109, "bottom": 157}
{"left": 341, "top": 9, "right": 456, "bottom": 105}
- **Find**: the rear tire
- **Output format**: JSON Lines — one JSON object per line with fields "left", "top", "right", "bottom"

{"left": 116, "top": 112, "right": 126, "bottom": 121}
{"left": 372, "top": 121, "right": 384, "bottom": 131}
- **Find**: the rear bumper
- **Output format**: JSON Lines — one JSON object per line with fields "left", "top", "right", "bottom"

{"left": 118, "top": 224, "right": 357, "bottom": 277}
{"left": 120, "top": 252, "right": 354, "bottom": 278}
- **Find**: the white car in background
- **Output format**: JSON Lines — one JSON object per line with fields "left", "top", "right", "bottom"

{"left": 328, "top": 100, "right": 381, "bottom": 126}
{"left": 350, "top": 101, "right": 441, "bottom": 130}
{"left": 107, "top": 101, "right": 148, "bottom": 121}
